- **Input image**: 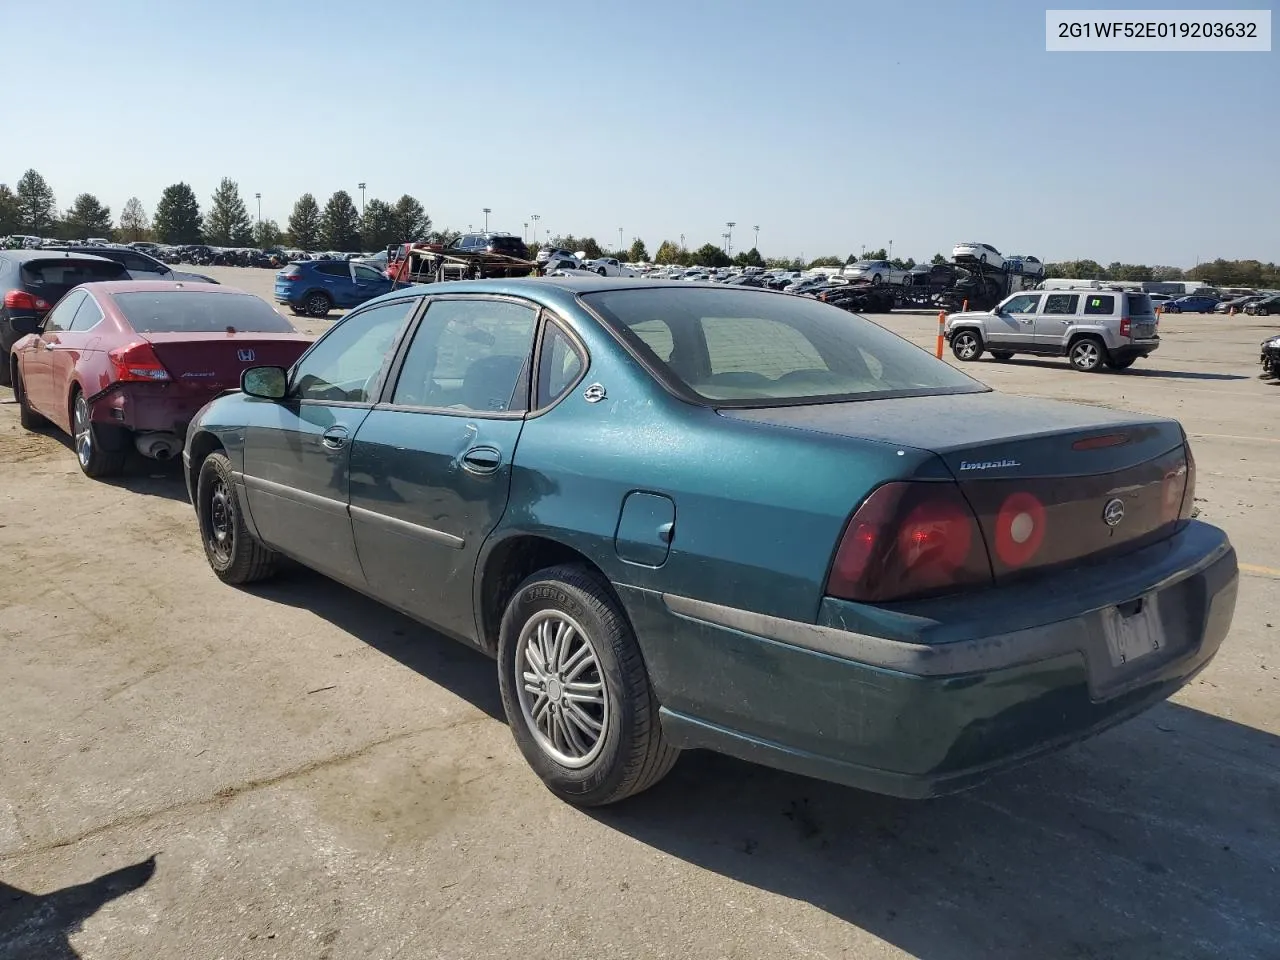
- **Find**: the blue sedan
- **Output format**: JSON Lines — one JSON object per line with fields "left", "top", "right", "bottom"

{"left": 273, "top": 259, "right": 393, "bottom": 317}
{"left": 183, "top": 278, "right": 1238, "bottom": 806}
{"left": 1161, "top": 295, "right": 1221, "bottom": 314}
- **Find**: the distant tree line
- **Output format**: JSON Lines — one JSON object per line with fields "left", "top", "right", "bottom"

{"left": 3, "top": 170, "right": 1276, "bottom": 284}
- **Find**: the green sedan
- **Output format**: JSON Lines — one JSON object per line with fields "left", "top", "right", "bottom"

{"left": 183, "top": 278, "right": 1238, "bottom": 806}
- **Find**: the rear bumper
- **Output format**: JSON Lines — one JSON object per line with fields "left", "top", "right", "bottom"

{"left": 619, "top": 520, "right": 1237, "bottom": 798}
{"left": 1111, "top": 338, "right": 1160, "bottom": 360}
{"left": 88, "top": 385, "right": 213, "bottom": 435}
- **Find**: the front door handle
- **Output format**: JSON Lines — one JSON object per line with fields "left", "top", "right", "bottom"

{"left": 42, "top": 341, "right": 56, "bottom": 350}
{"left": 460, "top": 445, "right": 502, "bottom": 475}
{"left": 321, "top": 426, "right": 349, "bottom": 449}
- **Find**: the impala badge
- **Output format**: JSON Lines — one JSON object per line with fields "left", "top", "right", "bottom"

{"left": 237, "top": 349, "right": 256, "bottom": 363}
{"left": 1103, "top": 498, "right": 1125, "bottom": 527}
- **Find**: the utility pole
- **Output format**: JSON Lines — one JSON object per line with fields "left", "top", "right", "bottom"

{"left": 523, "top": 222, "right": 528, "bottom": 241}
{"left": 254, "top": 193, "right": 261, "bottom": 224}
{"left": 753, "top": 224, "right": 759, "bottom": 251}
{"left": 531, "top": 214, "right": 540, "bottom": 243}
{"left": 726, "top": 221, "right": 735, "bottom": 257}
{"left": 357, "top": 182, "right": 366, "bottom": 217}
{"left": 618, "top": 227, "right": 623, "bottom": 254}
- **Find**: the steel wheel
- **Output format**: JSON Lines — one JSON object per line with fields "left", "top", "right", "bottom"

{"left": 73, "top": 393, "right": 93, "bottom": 468}
{"left": 1070, "top": 338, "right": 1103, "bottom": 371}
{"left": 516, "top": 610, "right": 609, "bottom": 769}
{"left": 207, "top": 476, "right": 235, "bottom": 566}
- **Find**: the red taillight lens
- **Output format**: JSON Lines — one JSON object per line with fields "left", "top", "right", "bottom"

{"left": 1119, "top": 317, "right": 1131, "bottom": 337}
{"left": 1180, "top": 442, "right": 1196, "bottom": 520}
{"left": 108, "top": 342, "right": 171, "bottom": 383}
{"left": 280, "top": 272, "right": 301, "bottom": 281}
{"left": 827, "top": 482, "right": 992, "bottom": 603}
{"left": 4, "top": 289, "right": 50, "bottom": 312}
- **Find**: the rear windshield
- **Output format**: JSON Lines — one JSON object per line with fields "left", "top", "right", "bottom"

{"left": 1125, "top": 293, "right": 1154, "bottom": 316}
{"left": 20, "top": 258, "right": 126, "bottom": 293}
{"left": 112, "top": 291, "right": 295, "bottom": 334}
{"left": 582, "top": 287, "right": 987, "bottom": 406}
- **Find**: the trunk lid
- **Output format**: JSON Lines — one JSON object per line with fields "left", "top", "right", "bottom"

{"left": 140, "top": 333, "right": 312, "bottom": 394}
{"left": 722, "top": 392, "right": 1192, "bottom": 581}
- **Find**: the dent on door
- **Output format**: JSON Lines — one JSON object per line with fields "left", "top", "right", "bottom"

{"left": 614, "top": 491, "right": 676, "bottom": 567}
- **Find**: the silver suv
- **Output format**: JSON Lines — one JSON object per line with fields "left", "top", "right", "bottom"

{"left": 945, "top": 288, "right": 1160, "bottom": 372}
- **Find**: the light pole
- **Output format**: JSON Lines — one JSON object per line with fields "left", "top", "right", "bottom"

{"left": 722, "top": 233, "right": 730, "bottom": 258}
{"left": 530, "top": 214, "right": 540, "bottom": 243}
{"left": 357, "top": 182, "right": 366, "bottom": 217}
{"left": 618, "top": 227, "right": 623, "bottom": 254}
{"left": 725, "top": 221, "right": 736, "bottom": 257}
{"left": 523, "top": 222, "right": 528, "bottom": 241}
{"left": 889, "top": 239, "right": 894, "bottom": 262}
{"left": 679, "top": 233, "right": 685, "bottom": 250}
{"left": 483, "top": 207, "right": 491, "bottom": 231}
{"left": 753, "top": 224, "right": 759, "bottom": 251}
{"left": 254, "top": 193, "right": 261, "bottom": 224}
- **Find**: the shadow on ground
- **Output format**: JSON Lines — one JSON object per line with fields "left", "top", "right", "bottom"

{"left": 0, "top": 856, "right": 156, "bottom": 960}
{"left": 40, "top": 429, "right": 191, "bottom": 502}
{"left": 245, "top": 570, "right": 1279, "bottom": 958}
{"left": 982, "top": 357, "right": 1248, "bottom": 381}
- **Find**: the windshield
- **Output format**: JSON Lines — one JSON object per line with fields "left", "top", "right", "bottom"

{"left": 113, "top": 291, "right": 295, "bottom": 333}
{"left": 582, "top": 287, "right": 987, "bottom": 406}
{"left": 20, "top": 259, "right": 127, "bottom": 299}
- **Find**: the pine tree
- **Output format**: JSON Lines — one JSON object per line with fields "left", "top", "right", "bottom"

{"left": 287, "top": 193, "right": 321, "bottom": 249}
{"left": 204, "top": 177, "right": 253, "bottom": 246}
{"left": 318, "top": 190, "right": 362, "bottom": 251}
{"left": 152, "top": 183, "right": 203, "bottom": 244}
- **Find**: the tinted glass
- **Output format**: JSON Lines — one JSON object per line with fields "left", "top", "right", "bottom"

{"left": 316, "top": 262, "right": 348, "bottom": 276}
{"left": 1125, "top": 293, "right": 1154, "bottom": 316}
{"left": 353, "top": 265, "right": 384, "bottom": 282}
{"left": 293, "top": 299, "right": 416, "bottom": 403}
{"left": 491, "top": 237, "right": 525, "bottom": 254}
{"left": 391, "top": 298, "right": 536, "bottom": 412}
{"left": 68, "top": 295, "right": 105, "bottom": 331}
{"left": 42, "top": 290, "right": 87, "bottom": 332}
{"left": 20, "top": 259, "right": 126, "bottom": 301}
{"left": 113, "top": 292, "right": 294, "bottom": 333}
{"left": 1083, "top": 295, "right": 1116, "bottom": 315}
{"left": 536, "top": 322, "right": 585, "bottom": 408}
{"left": 1043, "top": 294, "right": 1079, "bottom": 315}
{"left": 584, "top": 287, "right": 985, "bottom": 405}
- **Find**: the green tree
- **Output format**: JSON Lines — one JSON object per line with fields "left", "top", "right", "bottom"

{"left": 862, "top": 248, "right": 888, "bottom": 261}
{"left": 204, "top": 177, "right": 253, "bottom": 246}
{"left": 0, "top": 184, "right": 23, "bottom": 235}
{"left": 360, "top": 198, "right": 400, "bottom": 250}
{"left": 287, "top": 193, "right": 321, "bottom": 249}
{"left": 392, "top": 195, "right": 430, "bottom": 240}
{"left": 733, "top": 247, "right": 766, "bottom": 268}
{"left": 253, "top": 219, "right": 284, "bottom": 249}
{"left": 692, "top": 243, "right": 731, "bottom": 268}
{"left": 152, "top": 182, "right": 203, "bottom": 244}
{"left": 319, "top": 190, "right": 362, "bottom": 250}
{"left": 931, "top": 252, "right": 947, "bottom": 265}
{"left": 61, "top": 193, "right": 114, "bottom": 240}
{"left": 628, "top": 238, "right": 650, "bottom": 263}
{"left": 579, "top": 237, "right": 604, "bottom": 260}
{"left": 1150, "top": 265, "right": 1185, "bottom": 281}
{"left": 807, "top": 255, "right": 844, "bottom": 268}
{"left": 653, "top": 240, "right": 682, "bottom": 264}
{"left": 15, "top": 169, "right": 57, "bottom": 234}
{"left": 119, "top": 197, "right": 149, "bottom": 241}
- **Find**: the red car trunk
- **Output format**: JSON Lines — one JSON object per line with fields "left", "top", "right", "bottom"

{"left": 140, "top": 332, "right": 311, "bottom": 395}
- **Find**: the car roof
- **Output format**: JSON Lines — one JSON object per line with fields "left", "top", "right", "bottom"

{"left": 79, "top": 280, "right": 251, "bottom": 296}
{"left": 0, "top": 249, "right": 117, "bottom": 264}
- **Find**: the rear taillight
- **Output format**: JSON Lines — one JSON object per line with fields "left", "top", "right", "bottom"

{"left": 1180, "top": 442, "right": 1196, "bottom": 520}
{"left": 108, "top": 342, "right": 171, "bottom": 382}
{"left": 4, "top": 289, "right": 50, "bottom": 312}
{"left": 280, "top": 272, "right": 302, "bottom": 281}
{"left": 826, "top": 482, "right": 992, "bottom": 603}
{"left": 1119, "top": 317, "right": 1131, "bottom": 337}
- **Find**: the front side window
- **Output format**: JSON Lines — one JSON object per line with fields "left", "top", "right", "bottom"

{"left": 353, "top": 265, "right": 384, "bottom": 283}
{"left": 292, "top": 298, "right": 416, "bottom": 403}
{"left": 1043, "top": 294, "right": 1079, "bottom": 315}
{"left": 1083, "top": 295, "right": 1116, "bottom": 315}
{"left": 391, "top": 298, "right": 537, "bottom": 413}
{"left": 584, "top": 287, "right": 985, "bottom": 405}
{"left": 1002, "top": 294, "right": 1042, "bottom": 314}
{"left": 42, "top": 290, "right": 87, "bottom": 332}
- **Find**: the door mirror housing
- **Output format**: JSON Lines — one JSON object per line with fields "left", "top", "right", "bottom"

{"left": 241, "top": 365, "right": 288, "bottom": 400}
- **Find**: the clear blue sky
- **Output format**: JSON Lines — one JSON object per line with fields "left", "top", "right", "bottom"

{"left": 6, "top": 0, "right": 1276, "bottom": 265}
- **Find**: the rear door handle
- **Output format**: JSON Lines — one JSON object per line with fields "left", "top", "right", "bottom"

{"left": 460, "top": 445, "right": 502, "bottom": 475}
{"left": 321, "top": 426, "right": 349, "bottom": 449}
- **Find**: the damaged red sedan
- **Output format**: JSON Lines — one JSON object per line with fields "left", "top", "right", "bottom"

{"left": 10, "top": 281, "right": 311, "bottom": 477}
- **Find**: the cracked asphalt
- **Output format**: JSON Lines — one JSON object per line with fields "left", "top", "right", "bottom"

{"left": 1, "top": 267, "right": 1277, "bottom": 959}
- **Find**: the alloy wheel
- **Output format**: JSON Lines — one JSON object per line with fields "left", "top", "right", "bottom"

{"left": 955, "top": 333, "right": 979, "bottom": 360}
{"left": 516, "top": 610, "right": 609, "bottom": 768}
{"left": 73, "top": 395, "right": 92, "bottom": 468}
{"left": 1072, "top": 341, "right": 1101, "bottom": 370}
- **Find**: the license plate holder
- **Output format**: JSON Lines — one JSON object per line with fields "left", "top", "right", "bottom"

{"left": 1103, "top": 595, "right": 1162, "bottom": 666}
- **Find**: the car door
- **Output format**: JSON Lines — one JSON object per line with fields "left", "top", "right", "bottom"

{"left": 240, "top": 297, "right": 419, "bottom": 586}
{"left": 312, "top": 262, "right": 350, "bottom": 306}
{"left": 21, "top": 290, "right": 86, "bottom": 416}
{"left": 46, "top": 293, "right": 108, "bottom": 425}
{"left": 346, "top": 295, "right": 539, "bottom": 641}
{"left": 1034, "top": 292, "right": 1080, "bottom": 351}
{"left": 351, "top": 263, "right": 392, "bottom": 303}
{"left": 986, "top": 293, "right": 1041, "bottom": 349}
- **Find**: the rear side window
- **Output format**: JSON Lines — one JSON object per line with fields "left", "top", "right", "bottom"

{"left": 1083, "top": 295, "right": 1116, "bottom": 315}
{"left": 536, "top": 321, "right": 586, "bottom": 408}
{"left": 491, "top": 238, "right": 524, "bottom": 254}
{"left": 1043, "top": 294, "right": 1079, "bottom": 315}
{"left": 1125, "top": 294, "right": 1154, "bottom": 316}
{"left": 113, "top": 291, "right": 295, "bottom": 333}
{"left": 315, "top": 262, "right": 348, "bottom": 277}
{"left": 69, "top": 296, "right": 105, "bottom": 331}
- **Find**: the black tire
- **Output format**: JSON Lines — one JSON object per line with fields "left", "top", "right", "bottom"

{"left": 304, "top": 291, "right": 332, "bottom": 318}
{"left": 1255, "top": 306, "right": 1269, "bottom": 316}
{"left": 871, "top": 273, "right": 882, "bottom": 284}
{"left": 1069, "top": 336, "right": 1107, "bottom": 372}
{"left": 289, "top": 305, "right": 306, "bottom": 316}
{"left": 901, "top": 274, "right": 912, "bottom": 287}
{"left": 497, "top": 564, "right": 678, "bottom": 806}
{"left": 1164, "top": 305, "right": 1180, "bottom": 313}
{"left": 471, "top": 263, "right": 485, "bottom": 280}
{"left": 1105, "top": 356, "right": 1137, "bottom": 370}
{"left": 196, "top": 451, "right": 278, "bottom": 584}
{"left": 990, "top": 351, "right": 1015, "bottom": 361}
{"left": 950, "top": 329, "right": 984, "bottom": 362}
{"left": 70, "top": 390, "right": 126, "bottom": 478}
{"left": 0, "top": 351, "right": 10, "bottom": 387}
{"left": 13, "top": 365, "right": 45, "bottom": 429}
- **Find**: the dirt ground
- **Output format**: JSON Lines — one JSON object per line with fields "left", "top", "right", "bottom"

{"left": 1, "top": 268, "right": 1277, "bottom": 960}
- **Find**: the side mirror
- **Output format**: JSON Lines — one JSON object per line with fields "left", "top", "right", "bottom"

{"left": 241, "top": 365, "right": 288, "bottom": 400}
{"left": 11, "top": 316, "right": 42, "bottom": 336}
